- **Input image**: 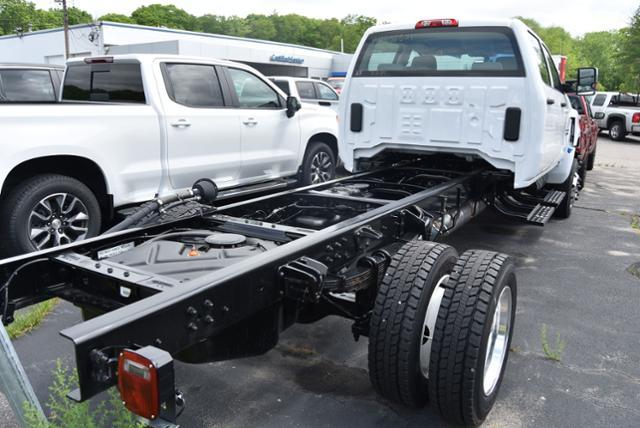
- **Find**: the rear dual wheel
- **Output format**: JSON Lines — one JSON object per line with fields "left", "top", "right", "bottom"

{"left": 368, "top": 241, "right": 516, "bottom": 426}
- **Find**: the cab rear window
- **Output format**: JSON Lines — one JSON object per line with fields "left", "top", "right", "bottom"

{"left": 353, "top": 27, "right": 524, "bottom": 77}
{"left": 62, "top": 62, "right": 146, "bottom": 103}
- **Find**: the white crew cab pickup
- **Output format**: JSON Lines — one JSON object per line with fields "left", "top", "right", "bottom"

{"left": 0, "top": 54, "right": 339, "bottom": 255}
{"left": 590, "top": 91, "right": 640, "bottom": 140}
{"left": 339, "top": 18, "right": 596, "bottom": 191}
{"left": 269, "top": 76, "right": 340, "bottom": 113}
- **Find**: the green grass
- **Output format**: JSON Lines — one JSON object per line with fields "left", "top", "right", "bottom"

{"left": 540, "top": 324, "right": 566, "bottom": 362}
{"left": 7, "top": 299, "right": 59, "bottom": 339}
{"left": 24, "top": 360, "right": 146, "bottom": 428}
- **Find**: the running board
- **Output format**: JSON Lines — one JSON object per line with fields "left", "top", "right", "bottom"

{"left": 493, "top": 189, "right": 566, "bottom": 226}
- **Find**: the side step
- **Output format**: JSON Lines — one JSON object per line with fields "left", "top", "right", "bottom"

{"left": 493, "top": 189, "right": 566, "bottom": 226}
{"left": 216, "top": 178, "right": 297, "bottom": 200}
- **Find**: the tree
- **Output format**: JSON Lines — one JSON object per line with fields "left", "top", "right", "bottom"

{"left": 0, "top": 0, "right": 38, "bottom": 34}
{"left": 580, "top": 31, "right": 623, "bottom": 91}
{"left": 99, "top": 13, "right": 134, "bottom": 24}
{"left": 618, "top": 6, "right": 640, "bottom": 92}
{"left": 131, "top": 4, "right": 196, "bottom": 30}
{"left": 245, "top": 14, "right": 276, "bottom": 41}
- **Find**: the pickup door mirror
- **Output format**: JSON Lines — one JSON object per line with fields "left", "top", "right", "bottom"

{"left": 286, "top": 96, "right": 301, "bottom": 118}
{"left": 576, "top": 68, "right": 598, "bottom": 96}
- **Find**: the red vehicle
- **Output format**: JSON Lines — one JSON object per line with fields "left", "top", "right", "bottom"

{"left": 569, "top": 94, "right": 598, "bottom": 187}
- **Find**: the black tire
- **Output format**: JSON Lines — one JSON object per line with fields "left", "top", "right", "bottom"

{"left": 551, "top": 159, "right": 578, "bottom": 219}
{"left": 586, "top": 147, "right": 596, "bottom": 171}
{"left": 368, "top": 240, "right": 458, "bottom": 407}
{"left": 0, "top": 174, "right": 102, "bottom": 256}
{"left": 300, "top": 141, "right": 336, "bottom": 185}
{"left": 428, "top": 250, "right": 517, "bottom": 426}
{"left": 609, "top": 120, "right": 626, "bottom": 141}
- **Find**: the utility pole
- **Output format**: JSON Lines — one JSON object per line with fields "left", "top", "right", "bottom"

{"left": 55, "top": 0, "right": 70, "bottom": 59}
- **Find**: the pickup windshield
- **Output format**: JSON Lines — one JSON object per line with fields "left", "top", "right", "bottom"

{"left": 353, "top": 27, "right": 524, "bottom": 77}
{"left": 62, "top": 62, "right": 146, "bottom": 103}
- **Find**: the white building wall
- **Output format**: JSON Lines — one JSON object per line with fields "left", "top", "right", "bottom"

{"left": 0, "top": 22, "right": 352, "bottom": 76}
{"left": 0, "top": 25, "right": 101, "bottom": 64}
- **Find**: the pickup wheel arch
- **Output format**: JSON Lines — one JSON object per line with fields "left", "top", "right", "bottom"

{"left": 306, "top": 132, "right": 338, "bottom": 161}
{"left": 1, "top": 156, "right": 112, "bottom": 221}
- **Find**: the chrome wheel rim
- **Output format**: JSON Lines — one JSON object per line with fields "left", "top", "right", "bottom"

{"left": 310, "top": 151, "right": 333, "bottom": 184}
{"left": 483, "top": 286, "right": 512, "bottom": 396}
{"left": 419, "top": 274, "right": 449, "bottom": 378}
{"left": 610, "top": 125, "right": 619, "bottom": 139}
{"left": 28, "top": 193, "right": 90, "bottom": 250}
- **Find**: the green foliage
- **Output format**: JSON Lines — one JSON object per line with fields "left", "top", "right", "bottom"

{"left": 7, "top": 298, "right": 58, "bottom": 339}
{"left": 98, "top": 13, "right": 134, "bottom": 24}
{"left": 131, "top": 3, "right": 197, "bottom": 31}
{"left": 618, "top": 6, "right": 640, "bottom": 92}
{"left": 23, "top": 360, "right": 145, "bottom": 428}
{"left": 540, "top": 324, "right": 566, "bottom": 362}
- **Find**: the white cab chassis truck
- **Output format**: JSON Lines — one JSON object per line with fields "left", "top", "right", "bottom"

{"left": 340, "top": 18, "right": 595, "bottom": 207}
{"left": 0, "top": 19, "right": 597, "bottom": 428}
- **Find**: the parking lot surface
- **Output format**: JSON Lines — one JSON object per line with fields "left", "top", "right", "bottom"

{"left": 2, "top": 136, "right": 639, "bottom": 427}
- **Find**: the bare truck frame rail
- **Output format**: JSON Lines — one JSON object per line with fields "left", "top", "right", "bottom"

{"left": 0, "top": 158, "right": 563, "bottom": 426}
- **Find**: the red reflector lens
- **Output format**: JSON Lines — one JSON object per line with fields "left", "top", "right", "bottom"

{"left": 416, "top": 19, "right": 459, "bottom": 29}
{"left": 633, "top": 113, "right": 640, "bottom": 123}
{"left": 118, "top": 349, "right": 160, "bottom": 420}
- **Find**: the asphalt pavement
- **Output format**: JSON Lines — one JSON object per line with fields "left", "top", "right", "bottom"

{"left": 2, "top": 135, "right": 639, "bottom": 427}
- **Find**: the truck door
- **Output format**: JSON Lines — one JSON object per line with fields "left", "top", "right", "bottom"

{"left": 224, "top": 67, "right": 301, "bottom": 183}
{"left": 527, "top": 33, "right": 566, "bottom": 167}
{"left": 161, "top": 62, "right": 243, "bottom": 190}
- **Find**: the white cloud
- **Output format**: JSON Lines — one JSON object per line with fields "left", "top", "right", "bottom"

{"left": 34, "top": 0, "right": 637, "bottom": 36}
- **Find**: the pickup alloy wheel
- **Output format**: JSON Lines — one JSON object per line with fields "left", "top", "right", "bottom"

{"left": 28, "top": 193, "right": 91, "bottom": 249}
{"left": 609, "top": 121, "right": 626, "bottom": 141}
{"left": 301, "top": 142, "right": 336, "bottom": 185}
{"left": 0, "top": 174, "right": 102, "bottom": 255}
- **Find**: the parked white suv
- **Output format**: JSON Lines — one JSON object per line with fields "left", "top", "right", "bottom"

{"left": 269, "top": 76, "right": 340, "bottom": 112}
{"left": 0, "top": 55, "right": 339, "bottom": 255}
{"left": 340, "top": 18, "right": 595, "bottom": 192}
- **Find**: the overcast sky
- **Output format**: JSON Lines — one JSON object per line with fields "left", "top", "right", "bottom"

{"left": 34, "top": 0, "right": 638, "bottom": 36}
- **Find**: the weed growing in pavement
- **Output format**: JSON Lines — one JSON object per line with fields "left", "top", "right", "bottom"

{"left": 7, "top": 299, "right": 59, "bottom": 339}
{"left": 631, "top": 214, "right": 640, "bottom": 233}
{"left": 23, "top": 359, "right": 145, "bottom": 428}
{"left": 540, "top": 324, "right": 566, "bottom": 362}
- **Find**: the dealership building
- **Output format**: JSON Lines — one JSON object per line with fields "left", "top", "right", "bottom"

{"left": 0, "top": 21, "right": 353, "bottom": 78}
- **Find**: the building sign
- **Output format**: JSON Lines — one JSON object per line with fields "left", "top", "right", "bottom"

{"left": 270, "top": 54, "right": 304, "bottom": 65}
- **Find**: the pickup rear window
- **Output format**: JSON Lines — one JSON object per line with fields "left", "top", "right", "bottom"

{"left": 353, "top": 27, "right": 524, "bottom": 77}
{"left": 62, "top": 63, "right": 145, "bottom": 103}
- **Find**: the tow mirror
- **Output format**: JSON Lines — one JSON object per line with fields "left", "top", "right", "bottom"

{"left": 576, "top": 67, "right": 598, "bottom": 96}
{"left": 286, "top": 96, "right": 301, "bottom": 118}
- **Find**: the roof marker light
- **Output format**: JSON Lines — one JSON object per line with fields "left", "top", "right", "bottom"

{"left": 415, "top": 19, "right": 459, "bottom": 29}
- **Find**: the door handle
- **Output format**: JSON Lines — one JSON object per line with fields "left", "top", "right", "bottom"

{"left": 170, "top": 119, "right": 191, "bottom": 128}
{"left": 318, "top": 101, "right": 331, "bottom": 106}
{"left": 561, "top": 102, "right": 567, "bottom": 107}
{"left": 242, "top": 118, "right": 258, "bottom": 126}
{"left": 546, "top": 98, "right": 555, "bottom": 105}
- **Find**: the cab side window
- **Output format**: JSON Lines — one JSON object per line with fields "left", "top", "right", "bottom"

{"left": 295, "top": 81, "right": 316, "bottom": 100}
{"left": 315, "top": 83, "right": 338, "bottom": 100}
{"left": 527, "top": 33, "right": 551, "bottom": 86}
{"left": 592, "top": 94, "right": 607, "bottom": 106}
{"left": 228, "top": 68, "right": 281, "bottom": 109}
{"left": 542, "top": 46, "right": 561, "bottom": 89}
{"left": 163, "top": 63, "right": 224, "bottom": 108}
